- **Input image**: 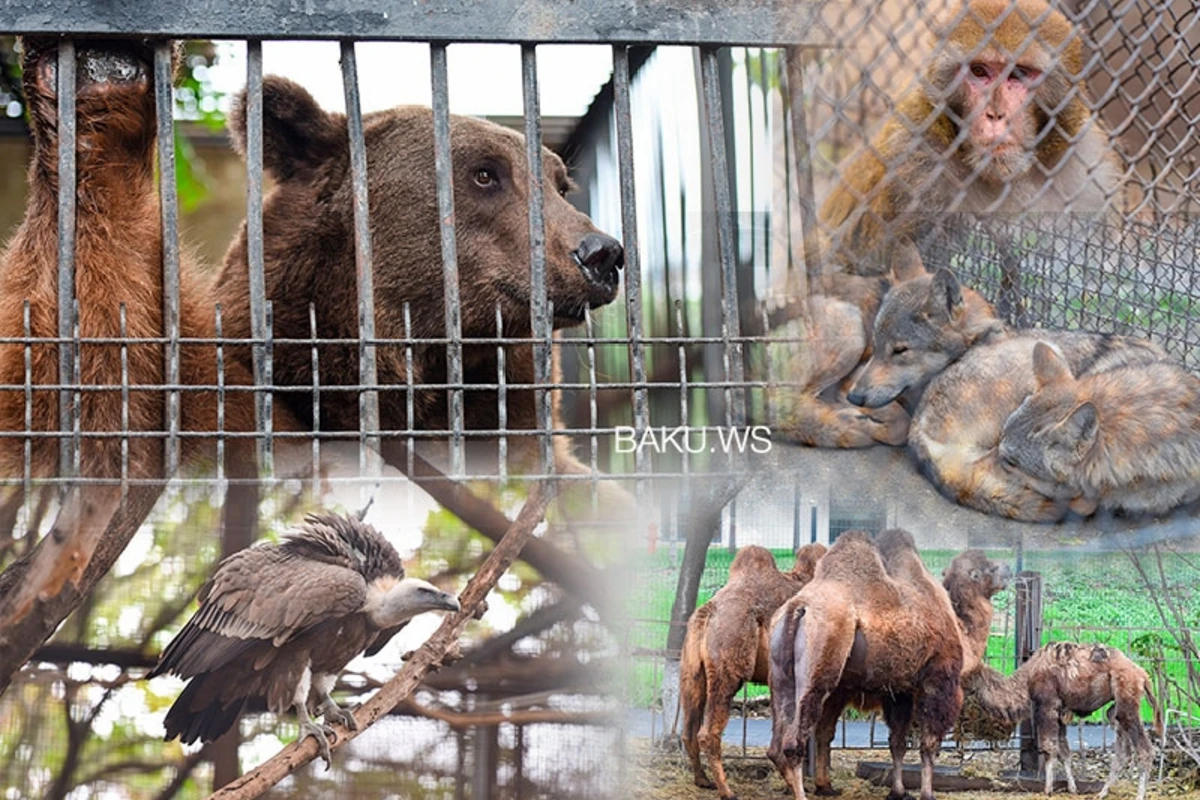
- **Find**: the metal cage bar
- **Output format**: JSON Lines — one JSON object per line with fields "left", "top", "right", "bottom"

{"left": 154, "top": 41, "right": 182, "bottom": 476}
{"left": 340, "top": 40, "right": 382, "bottom": 481}
{"left": 55, "top": 40, "right": 77, "bottom": 480}
{"left": 612, "top": 45, "right": 649, "bottom": 478}
{"left": 430, "top": 42, "right": 466, "bottom": 477}
{"left": 244, "top": 40, "right": 271, "bottom": 469}
{"left": 521, "top": 44, "right": 554, "bottom": 473}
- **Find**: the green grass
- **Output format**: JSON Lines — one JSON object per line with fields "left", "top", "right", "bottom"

{"left": 627, "top": 546, "right": 1200, "bottom": 723}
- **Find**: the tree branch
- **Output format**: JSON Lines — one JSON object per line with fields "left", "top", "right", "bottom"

{"left": 380, "top": 441, "right": 609, "bottom": 614}
{"left": 0, "top": 483, "right": 165, "bottom": 695}
{"left": 206, "top": 482, "right": 555, "bottom": 800}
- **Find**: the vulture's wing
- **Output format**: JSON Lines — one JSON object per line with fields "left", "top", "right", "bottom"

{"left": 152, "top": 547, "right": 369, "bottom": 678}
{"left": 363, "top": 621, "right": 411, "bottom": 657}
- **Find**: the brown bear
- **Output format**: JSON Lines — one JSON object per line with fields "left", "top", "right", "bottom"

{"left": 0, "top": 40, "right": 300, "bottom": 667}
{"left": 213, "top": 77, "right": 625, "bottom": 483}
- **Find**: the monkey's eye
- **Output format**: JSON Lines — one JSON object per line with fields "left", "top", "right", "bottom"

{"left": 892, "top": 344, "right": 909, "bottom": 356}
{"left": 557, "top": 182, "right": 570, "bottom": 198}
{"left": 968, "top": 63, "right": 992, "bottom": 80}
{"left": 1009, "top": 65, "right": 1041, "bottom": 84}
{"left": 473, "top": 168, "right": 498, "bottom": 188}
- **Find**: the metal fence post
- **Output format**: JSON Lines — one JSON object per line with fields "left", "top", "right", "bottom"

{"left": 1016, "top": 570, "right": 1044, "bottom": 776}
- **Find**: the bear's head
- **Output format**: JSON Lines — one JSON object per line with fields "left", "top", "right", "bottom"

{"left": 228, "top": 77, "right": 623, "bottom": 338}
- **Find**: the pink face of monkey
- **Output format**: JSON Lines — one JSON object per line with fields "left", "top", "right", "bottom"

{"left": 961, "top": 59, "right": 1041, "bottom": 182}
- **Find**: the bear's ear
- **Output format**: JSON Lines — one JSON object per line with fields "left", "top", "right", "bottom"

{"left": 229, "top": 76, "right": 345, "bottom": 180}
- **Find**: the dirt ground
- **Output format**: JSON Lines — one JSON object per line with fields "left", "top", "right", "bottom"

{"left": 627, "top": 740, "right": 1200, "bottom": 800}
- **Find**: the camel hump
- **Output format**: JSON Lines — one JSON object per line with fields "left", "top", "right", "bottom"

{"left": 728, "top": 545, "right": 778, "bottom": 579}
{"left": 813, "top": 531, "right": 888, "bottom": 582}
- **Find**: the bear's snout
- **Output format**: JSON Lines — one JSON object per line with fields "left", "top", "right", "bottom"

{"left": 571, "top": 233, "right": 624, "bottom": 308}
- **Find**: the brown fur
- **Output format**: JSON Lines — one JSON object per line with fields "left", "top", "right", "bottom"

{"left": 767, "top": 530, "right": 966, "bottom": 800}
{"left": 680, "top": 543, "right": 827, "bottom": 800}
{"left": 818, "top": 0, "right": 1120, "bottom": 275}
{"left": 0, "top": 41, "right": 302, "bottom": 624}
{"left": 212, "top": 77, "right": 623, "bottom": 483}
{"left": 942, "top": 548, "right": 1012, "bottom": 669}
{"left": 967, "top": 642, "right": 1163, "bottom": 800}
{"left": 998, "top": 342, "right": 1200, "bottom": 516}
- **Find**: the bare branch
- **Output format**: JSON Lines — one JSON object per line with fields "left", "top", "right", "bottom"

{"left": 205, "top": 482, "right": 554, "bottom": 800}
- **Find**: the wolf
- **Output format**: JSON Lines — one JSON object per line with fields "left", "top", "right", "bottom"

{"left": 847, "top": 266, "right": 1167, "bottom": 522}
{"left": 769, "top": 242, "right": 926, "bottom": 449}
{"left": 997, "top": 341, "right": 1200, "bottom": 517}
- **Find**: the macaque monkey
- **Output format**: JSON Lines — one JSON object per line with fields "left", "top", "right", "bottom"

{"left": 819, "top": 0, "right": 1121, "bottom": 274}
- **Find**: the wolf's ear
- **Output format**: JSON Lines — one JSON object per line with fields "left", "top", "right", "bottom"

{"left": 889, "top": 238, "right": 927, "bottom": 283}
{"left": 925, "top": 268, "right": 964, "bottom": 320}
{"left": 1060, "top": 402, "right": 1098, "bottom": 455}
{"left": 229, "top": 76, "right": 346, "bottom": 180}
{"left": 1032, "top": 341, "right": 1073, "bottom": 388}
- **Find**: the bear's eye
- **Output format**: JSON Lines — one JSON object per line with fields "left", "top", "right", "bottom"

{"left": 473, "top": 168, "right": 497, "bottom": 188}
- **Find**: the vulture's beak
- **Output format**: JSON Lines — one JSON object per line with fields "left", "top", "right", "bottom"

{"left": 436, "top": 592, "right": 462, "bottom": 613}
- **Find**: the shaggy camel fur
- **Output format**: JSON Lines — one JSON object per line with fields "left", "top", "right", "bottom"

{"left": 681, "top": 543, "right": 827, "bottom": 800}
{"left": 768, "top": 529, "right": 967, "bottom": 800}
{"left": 777, "top": 544, "right": 1011, "bottom": 798}
{"left": 967, "top": 642, "right": 1163, "bottom": 800}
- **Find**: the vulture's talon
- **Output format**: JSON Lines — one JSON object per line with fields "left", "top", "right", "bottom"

{"left": 324, "top": 702, "right": 358, "bottom": 731}
{"left": 299, "top": 719, "right": 336, "bottom": 769}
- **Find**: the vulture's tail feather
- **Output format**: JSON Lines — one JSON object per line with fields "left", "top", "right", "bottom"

{"left": 163, "top": 676, "right": 248, "bottom": 744}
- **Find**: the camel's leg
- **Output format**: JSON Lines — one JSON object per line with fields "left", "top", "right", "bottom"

{"left": 698, "top": 671, "right": 744, "bottom": 800}
{"left": 882, "top": 695, "right": 915, "bottom": 800}
{"left": 767, "top": 616, "right": 800, "bottom": 799}
{"left": 1098, "top": 731, "right": 1134, "bottom": 800}
{"left": 1035, "top": 701, "right": 1061, "bottom": 795}
{"left": 1056, "top": 724, "right": 1077, "bottom": 794}
{"left": 913, "top": 665, "right": 962, "bottom": 800}
{"left": 813, "top": 696, "right": 846, "bottom": 795}
{"left": 681, "top": 659, "right": 713, "bottom": 790}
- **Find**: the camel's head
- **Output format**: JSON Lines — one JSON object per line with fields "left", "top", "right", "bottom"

{"left": 943, "top": 549, "right": 1012, "bottom": 600}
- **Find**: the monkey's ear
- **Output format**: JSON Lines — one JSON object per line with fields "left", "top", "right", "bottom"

{"left": 925, "top": 268, "right": 963, "bottom": 320}
{"left": 890, "top": 239, "right": 927, "bottom": 283}
{"left": 1032, "top": 341, "right": 1073, "bottom": 388}
{"left": 1060, "top": 402, "right": 1098, "bottom": 455}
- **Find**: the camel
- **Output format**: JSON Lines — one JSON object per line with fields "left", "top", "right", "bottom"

{"left": 680, "top": 542, "right": 828, "bottom": 800}
{"left": 767, "top": 530, "right": 978, "bottom": 800}
{"left": 769, "top": 543, "right": 1011, "bottom": 799}
{"left": 966, "top": 641, "right": 1163, "bottom": 800}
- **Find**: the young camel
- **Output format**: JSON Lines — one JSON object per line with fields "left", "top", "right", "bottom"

{"left": 681, "top": 543, "right": 828, "bottom": 800}
{"left": 967, "top": 641, "right": 1163, "bottom": 800}
{"left": 768, "top": 529, "right": 970, "bottom": 800}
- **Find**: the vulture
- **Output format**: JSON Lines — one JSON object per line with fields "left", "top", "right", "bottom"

{"left": 150, "top": 512, "right": 460, "bottom": 763}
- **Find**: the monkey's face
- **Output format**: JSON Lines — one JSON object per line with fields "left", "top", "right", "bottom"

{"left": 959, "top": 60, "right": 1040, "bottom": 183}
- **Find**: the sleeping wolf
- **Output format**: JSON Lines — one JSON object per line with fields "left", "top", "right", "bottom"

{"left": 998, "top": 341, "right": 1200, "bottom": 517}
{"left": 770, "top": 243, "right": 926, "bottom": 448}
{"left": 847, "top": 267, "right": 1166, "bottom": 522}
